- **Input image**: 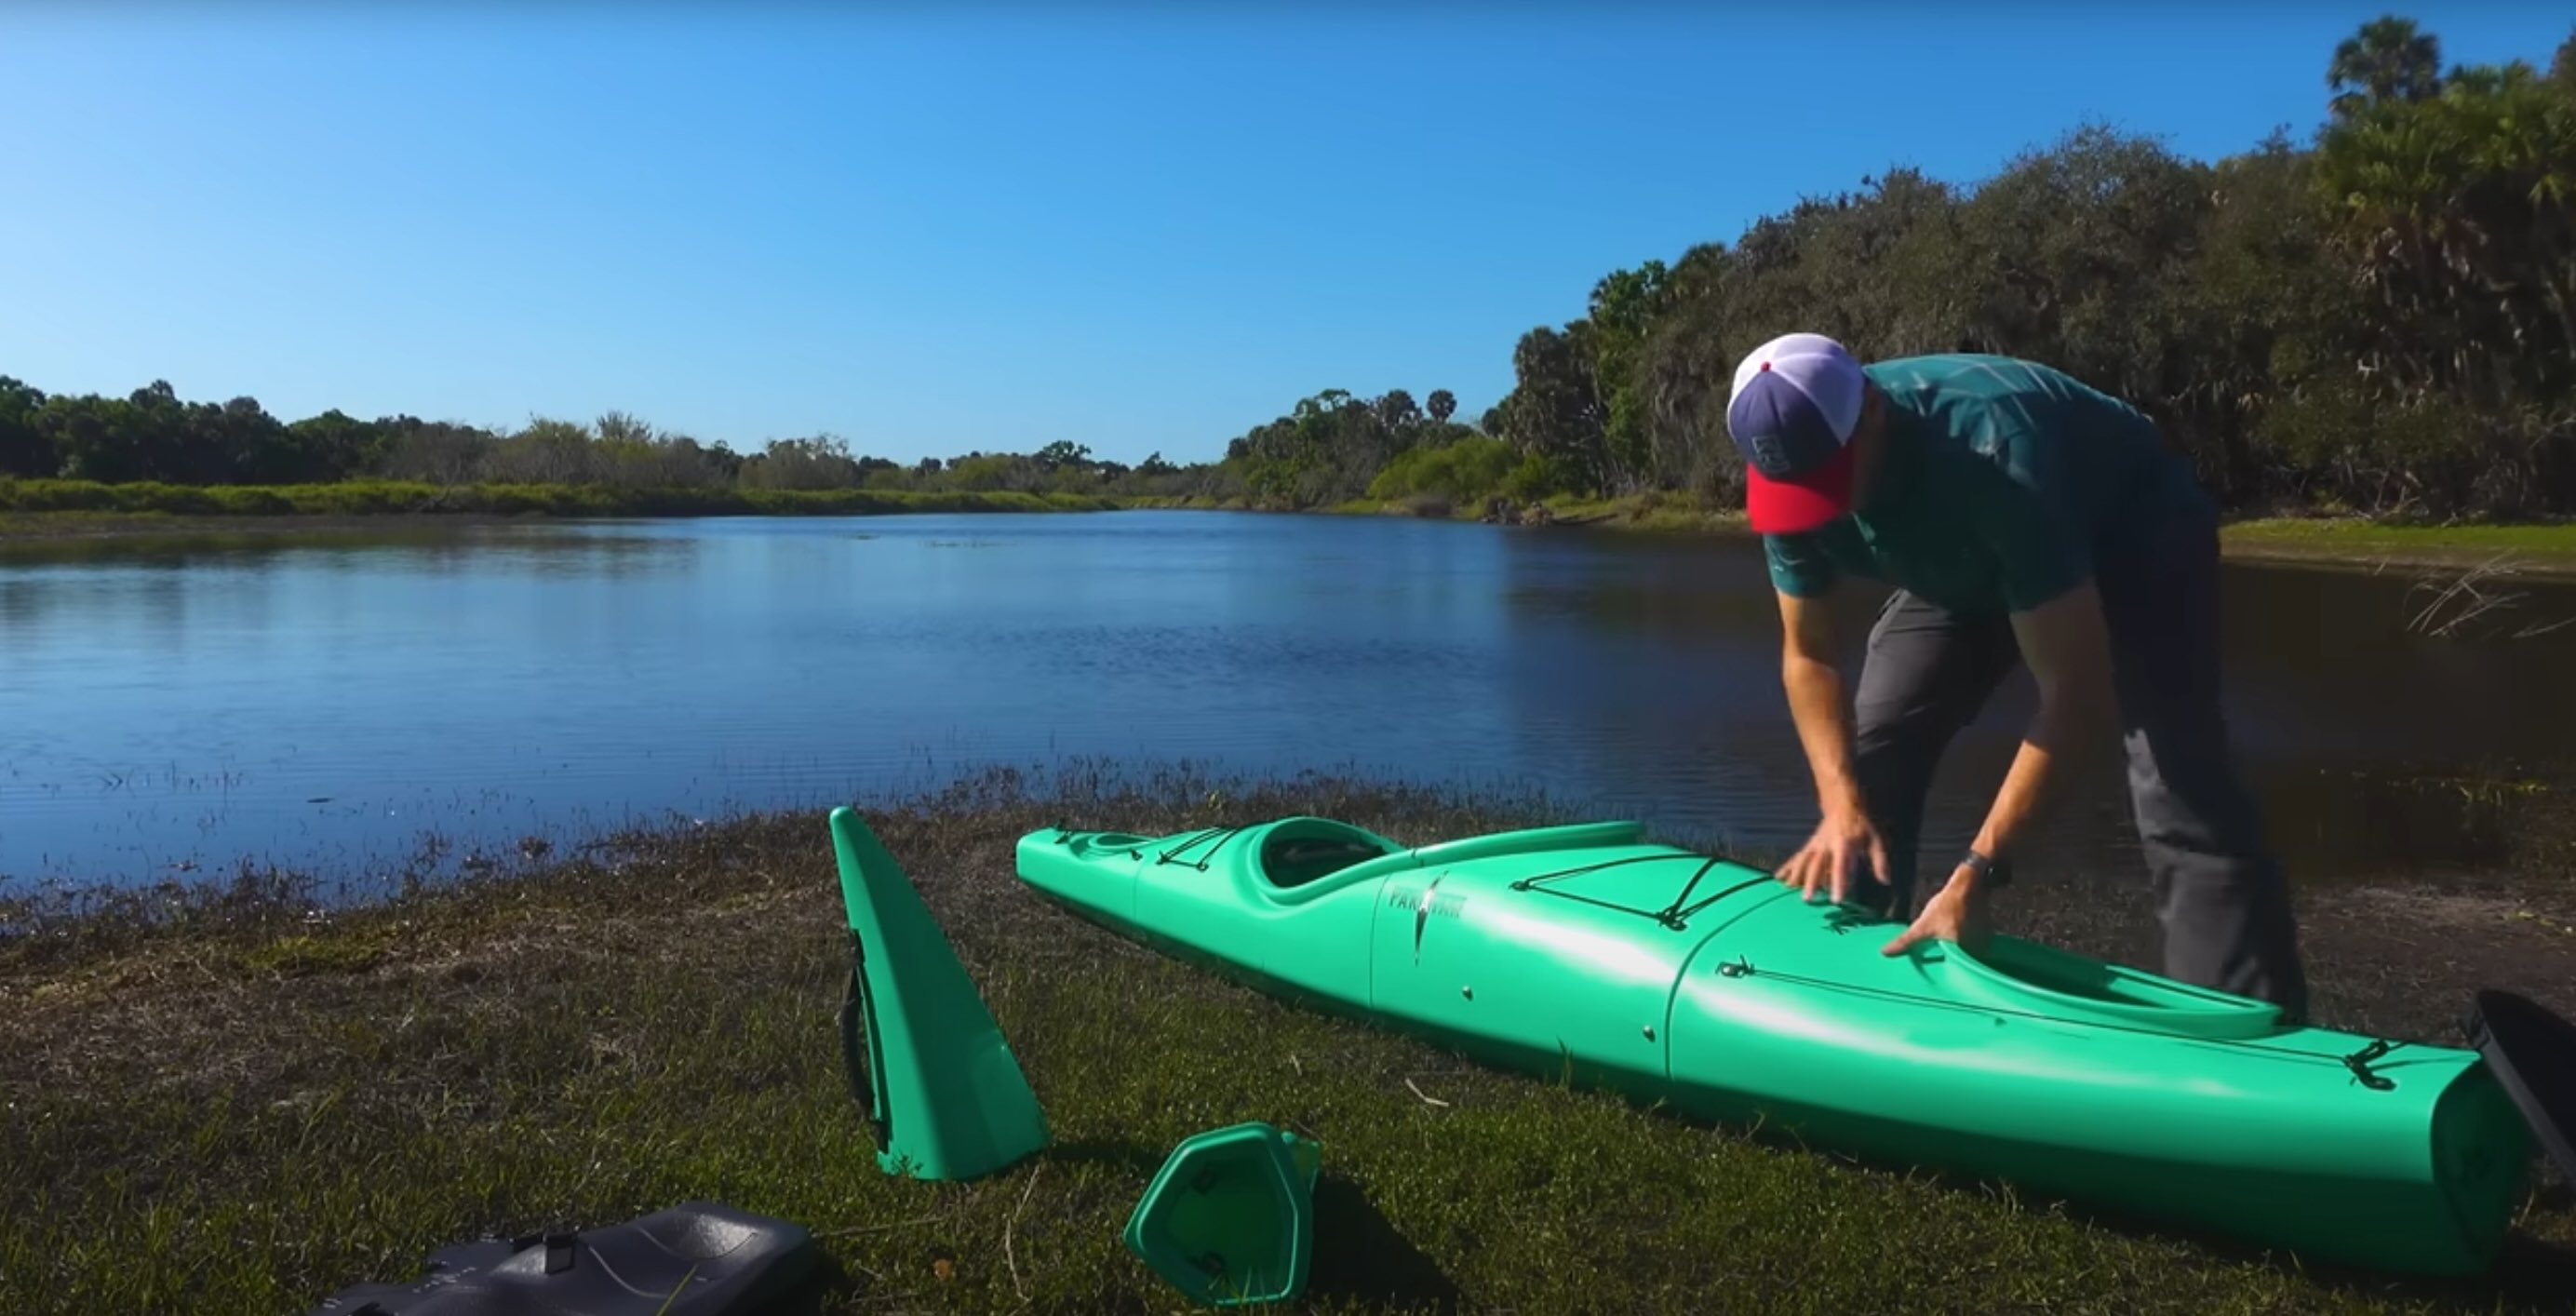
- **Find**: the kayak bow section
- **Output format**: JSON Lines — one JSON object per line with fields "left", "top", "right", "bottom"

{"left": 1015, "top": 816, "right": 2537, "bottom": 1277}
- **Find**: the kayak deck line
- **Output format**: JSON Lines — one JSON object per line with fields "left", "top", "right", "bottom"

{"left": 1154, "top": 825, "right": 1248, "bottom": 868}
{"left": 1014, "top": 812, "right": 2564, "bottom": 1277}
{"left": 1508, "top": 851, "right": 1778, "bottom": 929}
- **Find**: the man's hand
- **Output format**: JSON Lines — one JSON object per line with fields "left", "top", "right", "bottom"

{"left": 1882, "top": 863, "right": 1995, "bottom": 957}
{"left": 1773, "top": 585, "right": 1884, "bottom": 904}
{"left": 1775, "top": 803, "right": 1889, "bottom": 905}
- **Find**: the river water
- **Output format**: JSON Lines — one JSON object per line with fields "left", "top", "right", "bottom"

{"left": 3, "top": 510, "right": 2571, "bottom": 898}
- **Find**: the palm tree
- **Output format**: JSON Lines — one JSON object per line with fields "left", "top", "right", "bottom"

{"left": 2328, "top": 16, "right": 2444, "bottom": 118}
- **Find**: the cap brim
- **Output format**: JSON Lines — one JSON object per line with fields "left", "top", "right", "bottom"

{"left": 1744, "top": 440, "right": 1857, "bottom": 535}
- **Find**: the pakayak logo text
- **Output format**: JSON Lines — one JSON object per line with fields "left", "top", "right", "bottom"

{"left": 1387, "top": 873, "right": 1468, "bottom": 962}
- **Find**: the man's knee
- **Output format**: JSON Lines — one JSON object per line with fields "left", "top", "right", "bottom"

{"left": 2127, "top": 719, "right": 2274, "bottom": 868}
{"left": 2158, "top": 864, "right": 2309, "bottom": 1018}
{"left": 2127, "top": 688, "right": 2307, "bottom": 1014}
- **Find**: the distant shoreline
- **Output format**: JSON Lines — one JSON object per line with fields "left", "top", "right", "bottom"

{"left": 0, "top": 478, "right": 1120, "bottom": 543}
{"left": 1121, "top": 491, "right": 2576, "bottom": 579}
{"left": 7, "top": 480, "right": 2576, "bottom": 579}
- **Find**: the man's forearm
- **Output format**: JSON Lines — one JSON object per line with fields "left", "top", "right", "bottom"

{"left": 1963, "top": 692, "right": 2090, "bottom": 880}
{"left": 1783, "top": 652, "right": 1867, "bottom": 816}
{"left": 1965, "top": 581, "right": 2119, "bottom": 889}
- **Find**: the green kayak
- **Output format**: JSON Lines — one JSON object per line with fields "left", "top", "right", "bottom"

{"left": 1014, "top": 814, "right": 2563, "bottom": 1277}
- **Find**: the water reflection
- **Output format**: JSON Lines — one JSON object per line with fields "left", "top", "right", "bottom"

{"left": 0, "top": 511, "right": 2569, "bottom": 895}
{"left": 1486, "top": 526, "right": 2576, "bottom": 887}
{"left": 0, "top": 523, "right": 701, "bottom": 580}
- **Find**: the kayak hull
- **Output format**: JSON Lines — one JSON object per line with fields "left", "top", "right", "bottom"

{"left": 1013, "top": 816, "right": 2537, "bottom": 1276}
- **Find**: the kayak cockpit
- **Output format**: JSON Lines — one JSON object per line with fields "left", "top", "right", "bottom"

{"left": 1252, "top": 819, "right": 1659, "bottom": 907}
{"left": 1256, "top": 818, "right": 1402, "bottom": 889}
{"left": 1931, "top": 935, "right": 2287, "bottom": 1040}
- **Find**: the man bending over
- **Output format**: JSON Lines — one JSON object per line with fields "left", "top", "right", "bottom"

{"left": 1724, "top": 331, "right": 2309, "bottom": 1021}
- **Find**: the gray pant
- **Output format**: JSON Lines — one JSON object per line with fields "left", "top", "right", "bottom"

{"left": 1842, "top": 499, "right": 2312, "bottom": 1022}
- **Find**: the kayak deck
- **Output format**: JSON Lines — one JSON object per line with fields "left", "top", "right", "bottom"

{"left": 1015, "top": 815, "right": 2547, "bottom": 1276}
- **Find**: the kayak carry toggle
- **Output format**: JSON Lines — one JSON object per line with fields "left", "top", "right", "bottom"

{"left": 2341, "top": 1037, "right": 2403, "bottom": 1091}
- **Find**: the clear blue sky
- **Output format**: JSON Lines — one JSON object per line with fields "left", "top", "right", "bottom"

{"left": 0, "top": 3, "right": 2561, "bottom": 467}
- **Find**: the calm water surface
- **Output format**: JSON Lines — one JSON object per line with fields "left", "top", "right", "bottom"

{"left": 4, "top": 511, "right": 2571, "bottom": 897}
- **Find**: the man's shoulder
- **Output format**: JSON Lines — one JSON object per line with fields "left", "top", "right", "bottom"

{"left": 1860, "top": 352, "right": 2019, "bottom": 386}
{"left": 1862, "top": 353, "right": 2115, "bottom": 407}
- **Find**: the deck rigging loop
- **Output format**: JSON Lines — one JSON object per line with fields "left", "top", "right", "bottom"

{"left": 1509, "top": 852, "right": 1771, "bottom": 930}
{"left": 1156, "top": 825, "right": 1246, "bottom": 871}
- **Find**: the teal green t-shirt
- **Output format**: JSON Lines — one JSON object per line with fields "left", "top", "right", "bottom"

{"left": 1763, "top": 354, "right": 2207, "bottom": 614}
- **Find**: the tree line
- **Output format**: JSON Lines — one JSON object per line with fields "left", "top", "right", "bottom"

{"left": 1230, "top": 16, "right": 2576, "bottom": 521}
{"left": 6, "top": 17, "right": 2568, "bottom": 524}
{"left": 0, "top": 375, "right": 1240, "bottom": 503}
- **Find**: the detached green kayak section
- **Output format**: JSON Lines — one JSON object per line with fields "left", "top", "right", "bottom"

{"left": 1015, "top": 814, "right": 2561, "bottom": 1277}
{"left": 832, "top": 806, "right": 1049, "bottom": 1182}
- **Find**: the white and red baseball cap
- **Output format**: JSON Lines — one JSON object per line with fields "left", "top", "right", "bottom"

{"left": 1725, "top": 332, "right": 1867, "bottom": 534}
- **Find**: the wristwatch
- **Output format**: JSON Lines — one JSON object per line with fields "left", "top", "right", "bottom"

{"left": 1959, "top": 848, "right": 2011, "bottom": 889}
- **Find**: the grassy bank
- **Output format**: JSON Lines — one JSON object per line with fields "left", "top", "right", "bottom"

{"left": 0, "top": 477, "right": 1122, "bottom": 538}
{"left": 4, "top": 764, "right": 2570, "bottom": 1315}
{"left": 1136, "top": 490, "right": 2576, "bottom": 575}
{"left": 2214, "top": 517, "right": 2576, "bottom": 572}
{"left": 12, "top": 479, "right": 2575, "bottom": 580}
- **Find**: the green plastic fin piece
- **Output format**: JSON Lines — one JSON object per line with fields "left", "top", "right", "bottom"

{"left": 829, "top": 805, "right": 1049, "bottom": 1181}
{"left": 1124, "top": 1121, "right": 1322, "bottom": 1308}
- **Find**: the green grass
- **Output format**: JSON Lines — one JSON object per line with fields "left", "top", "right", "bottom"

{"left": 16, "top": 478, "right": 2570, "bottom": 573}
{"left": 1287, "top": 490, "right": 1751, "bottom": 532}
{"left": 1121, "top": 492, "right": 1246, "bottom": 511}
{"left": 2220, "top": 517, "right": 2576, "bottom": 547}
{"left": 1214, "top": 490, "right": 2576, "bottom": 572}
{"left": 3, "top": 764, "right": 2570, "bottom": 1315}
{"left": 0, "top": 477, "right": 1123, "bottom": 528}
{"left": 2220, "top": 515, "right": 2576, "bottom": 560}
